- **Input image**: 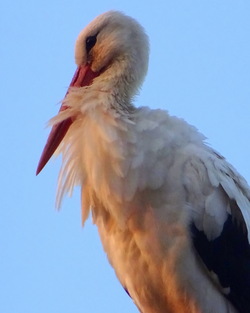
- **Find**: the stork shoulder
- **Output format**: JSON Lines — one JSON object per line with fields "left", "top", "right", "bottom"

{"left": 182, "top": 145, "right": 250, "bottom": 312}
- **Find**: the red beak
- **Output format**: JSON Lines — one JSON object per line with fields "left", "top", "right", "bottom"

{"left": 36, "top": 64, "right": 99, "bottom": 175}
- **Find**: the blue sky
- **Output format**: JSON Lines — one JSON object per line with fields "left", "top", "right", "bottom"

{"left": 1, "top": 1, "right": 250, "bottom": 312}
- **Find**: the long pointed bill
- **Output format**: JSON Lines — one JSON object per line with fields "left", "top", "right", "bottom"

{"left": 36, "top": 64, "right": 99, "bottom": 175}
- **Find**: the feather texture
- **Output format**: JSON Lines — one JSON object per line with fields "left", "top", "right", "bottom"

{"left": 54, "top": 96, "right": 244, "bottom": 312}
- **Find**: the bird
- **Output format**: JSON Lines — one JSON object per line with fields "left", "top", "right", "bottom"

{"left": 37, "top": 10, "right": 250, "bottom": 313}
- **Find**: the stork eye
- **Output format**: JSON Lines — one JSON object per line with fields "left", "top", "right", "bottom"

{"left": 86, "top": 35, "right": 97, "bottom": 54}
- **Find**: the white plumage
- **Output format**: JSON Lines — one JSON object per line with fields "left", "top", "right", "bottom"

{"left": 37, "top": 11, "right": 250, "bottom": 313}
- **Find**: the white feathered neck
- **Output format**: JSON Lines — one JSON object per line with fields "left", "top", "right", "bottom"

{"left": 51, "top": 85, "right": 206, "bottom": 226}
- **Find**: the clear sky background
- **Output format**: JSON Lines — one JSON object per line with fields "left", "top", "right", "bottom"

{"left": 1, "top": 1, "right": 250, "bottom": 313}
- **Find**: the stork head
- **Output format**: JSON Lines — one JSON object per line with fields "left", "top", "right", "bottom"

{"left": 75, "top": 11, "right": 149, "bottom": 93}
{"left": 36, "top": 11, "right": 149, "bottom": 175}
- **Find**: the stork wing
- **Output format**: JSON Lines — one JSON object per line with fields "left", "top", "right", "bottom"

{"left": 183, "top": 147, "right": 250, "bottom": 313}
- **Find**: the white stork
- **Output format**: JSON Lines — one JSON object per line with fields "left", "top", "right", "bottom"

{"left": 37, "top": 11, "right": 250, "bottom": 313}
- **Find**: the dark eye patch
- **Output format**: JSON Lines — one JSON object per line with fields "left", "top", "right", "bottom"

{"left": 86, "top": 35, "right": 97, "bottom": 54}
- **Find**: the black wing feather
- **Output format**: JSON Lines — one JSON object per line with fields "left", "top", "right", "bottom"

{"left": 191, "top": 212, "right": 250, "bottom": 313}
